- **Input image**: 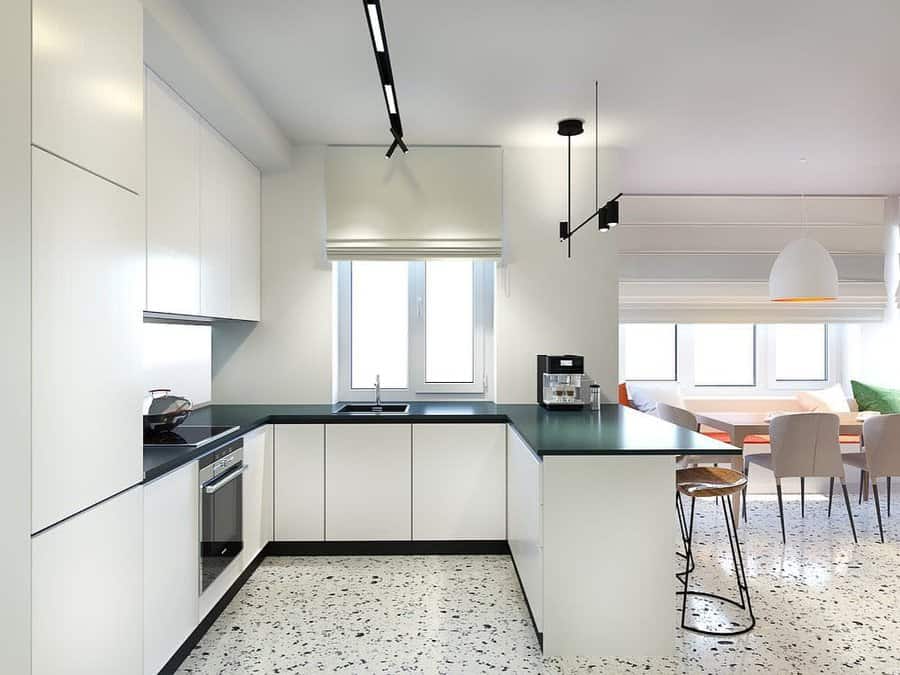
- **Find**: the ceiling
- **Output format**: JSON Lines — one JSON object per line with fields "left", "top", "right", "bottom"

{"left": 180, "top": 0, "right": 900, "bottom": 194}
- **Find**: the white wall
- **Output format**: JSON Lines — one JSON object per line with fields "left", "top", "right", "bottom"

{"left": 495, "top": 147, "right": 620, "bottom": 403}
{"left": 212, "top": 145, "right": 621, "bottom": 404}
{"left": 0, "top": 0, "right": 31, "bottom": 669}
{"left": 143, "top": 322, "right": 212, "bottom": 405}
{"left": 212, "top": 145, "right": 333, "bottom": 403}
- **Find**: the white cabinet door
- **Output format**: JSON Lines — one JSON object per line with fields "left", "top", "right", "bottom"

{"left": 275, "top": 425, "right": 325, "bottom": 541}
{"left": 143, "top": 462, "right": 198, "bottom": 675}
{"left": 242, "top": 425, "right": 274, "bottom": 566}
{"left": 412, "top": 424, "right": 507, "bottom": 540}
{"left": 230, "top": 153, "right": 260, "bottom": 321}
{"left": 507, "top": 426, "right": 543, "bottom": 631}
{"left": 325, "top": 424, "right": 411, "bottom": 541}
{"left": 32, "top": 486, "right": 143, "bottom": 675}
{"left": 145, "top": 70, "right": 201, "bottom": 315}
{"left": 199, "top": 121, "right": 232, "bottom": 318}
{"left": 31, "top": 148, "right": 144, "bottom": 532}
{"left": 32, "top": 0, "right": 144, "bottom": 192}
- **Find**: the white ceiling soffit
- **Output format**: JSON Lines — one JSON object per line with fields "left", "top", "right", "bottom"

{"left": 143, "top": 0, "right": 291, "bottom": 171}
{"left": 178, "top": 0, "right": 900, "bottom": 193}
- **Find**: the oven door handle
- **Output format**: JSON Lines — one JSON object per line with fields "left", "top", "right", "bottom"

{"left": 203, "top": 464, "right": 248, "bottom": 494}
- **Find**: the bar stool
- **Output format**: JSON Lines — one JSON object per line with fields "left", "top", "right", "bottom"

{"left": 676, "top": 466, "right": 755, "bottom": 636}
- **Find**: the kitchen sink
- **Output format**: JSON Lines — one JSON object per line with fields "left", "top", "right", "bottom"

{"left": 337, "top": 403, "right": 410, "bottom": 414}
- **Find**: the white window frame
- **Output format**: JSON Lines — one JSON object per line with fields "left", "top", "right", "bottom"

{"left": 336, "top": 260, "right": 494, "bottom": 401}
{"left": 657, "top": 324, "right": 841, "bottom": 397}
{"left": 618, "top": 324, "right": 678, "bottom": 382}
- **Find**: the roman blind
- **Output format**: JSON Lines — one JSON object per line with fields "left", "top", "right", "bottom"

{"left": 619, "top": 195, "right": 889, "bottom": 323}
{"left": 325, "top": 145, "right": 502, "bottom": 260}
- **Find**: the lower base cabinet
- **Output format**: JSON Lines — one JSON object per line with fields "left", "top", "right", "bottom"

{"left": 507, "top": 426, "right": 543, "bottom": 631}
{"left": 143, "top": 461, "right": 199, "bottom": 675}
{"left": 32, "top": 486, "right": 144, "bottom": 675}
{"left": 325, "top": 424, "right": 412, "bottom": 541}
{"left": 274, "top": 424, "right": 325, "bottom": 541}
{"left": 242, "top": 425, "right": 274, "bottom": 565}
{"left": 412, "top": 423, "right": 507, "bottom": 540}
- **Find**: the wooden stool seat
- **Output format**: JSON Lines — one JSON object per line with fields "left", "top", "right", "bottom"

{"left": 677, "top": 467, "right": 747, "bottom": 498}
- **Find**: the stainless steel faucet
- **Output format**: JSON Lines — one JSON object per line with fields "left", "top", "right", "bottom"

{"left": 374, "top": 374, "right": 382, "bottom": 407}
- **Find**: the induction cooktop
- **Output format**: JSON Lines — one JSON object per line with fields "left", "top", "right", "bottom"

{"left": 143, "top": 425, "right": 239, "bottom": 448}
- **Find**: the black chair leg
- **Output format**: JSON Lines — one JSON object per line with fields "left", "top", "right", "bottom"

{"left": 859, "top": 469, "right": 865, "bottom": 505}
{"left": 841, "top": 482, "right": 858, "bottom": 544}
{"left": 776, "top": 483, "right": 786, "bottom": 544}
{"left": 888, "top": 476, "right": 892, "bottom": 518}
{"left": 800, "top": 476, "right": 805, "bottom": 518}
{"left": 873, "top": 482, "right": 885, "bottom": 543}
{"left": 742, "top": 463, "right": 751, "bottom": 523}
{"left": 828, "top": 477, "right": 834, "bottom": 517}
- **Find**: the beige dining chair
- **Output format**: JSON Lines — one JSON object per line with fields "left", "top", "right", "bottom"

{"left": 657, "top": 402, "right": 737, "bottom": 467}
{"left": 842, "top": 414, "right": 900, "bottom": 543}
{"left": 744, "top": 412, "right": 857, "bottom": 544}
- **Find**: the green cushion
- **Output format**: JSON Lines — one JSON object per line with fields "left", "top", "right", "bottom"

{"left": 851, "top": 380, "right": 900, "bottom": 414}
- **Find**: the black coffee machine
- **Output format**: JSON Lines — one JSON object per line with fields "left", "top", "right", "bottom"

{"left": 537, "top": 355, "right": 586, "bottom": 409}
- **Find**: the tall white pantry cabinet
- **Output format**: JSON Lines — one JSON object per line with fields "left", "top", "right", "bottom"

{"left": 25, "top": 0, "right": 146, "bottom": 673}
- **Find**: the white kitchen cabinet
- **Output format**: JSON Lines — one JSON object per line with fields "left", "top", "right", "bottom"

{"left": 507, "top": 426, "right": 543, "bottom": 631}
{"left": 32, "top": 486, "right": 143, "bottom": 675}
{"left": 230, "top": 154, "right": 261, "bottom": 320}
{"left": 198, "top": 120, "right": 260, "bottom": 320}
{"left": 31, "top": 148, "right": 144, "bottom": 533}
{"left": 199, "top": 121, "right": 232, "bottom": 318}
{"left": 412, "top": 424, "right": 506, "bottom": 540}
{"left": 146, "top": 69, "right": 201, "bottom": 315}
{"left": 325, "top": 424, "right": 411, "bottom": 541}
{"left": 32, "top": 0, "right": 144, "bottom": 192}
{"left": 274, "top": 425, "right": 325, "bottom": 541}
{"left": 242, "top": 425, "right": 274, "bottom": 566}
{"left": 143, "top": 462, "right": 198, "bottom": 675}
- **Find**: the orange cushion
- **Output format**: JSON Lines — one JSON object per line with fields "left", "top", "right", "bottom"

{"left": 702, "top": 432, "right": 861, "bottom": 445}
{"left": 840, "top": 435, "right": 861, "bottom": 444}
{"left": 618, "top": 383, "right": 634, "bottom": 408}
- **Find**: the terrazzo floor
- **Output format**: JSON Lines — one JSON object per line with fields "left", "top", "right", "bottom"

{"left": 178, "top": 494, "right": 900, "bottom": 674}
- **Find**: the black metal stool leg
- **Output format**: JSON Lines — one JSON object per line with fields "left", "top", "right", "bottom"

{"left": 679, "top": 494, "right": 756, "bottom": 636}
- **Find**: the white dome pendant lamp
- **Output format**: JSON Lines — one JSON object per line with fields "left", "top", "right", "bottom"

{"left": 769, "top": 191, "right": 839, "bottom": 302}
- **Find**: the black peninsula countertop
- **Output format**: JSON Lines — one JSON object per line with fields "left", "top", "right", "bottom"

{"left": 144, "top": 402, "right": 737, "bottom": 482}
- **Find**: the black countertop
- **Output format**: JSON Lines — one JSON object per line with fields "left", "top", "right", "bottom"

{"left": 143, "top": 402, "right": 737, "bottom": 483}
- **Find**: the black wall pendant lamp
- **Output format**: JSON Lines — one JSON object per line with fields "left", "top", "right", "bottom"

{"left": 363, "top": 0, "right": 408, "bottom": 158}
{"left": 557, "top": 81, "right": 623, "bottom": 258}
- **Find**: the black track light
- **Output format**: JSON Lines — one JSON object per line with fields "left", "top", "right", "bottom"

{"left": 363, "top": 0, "right": 409, "bottom": 158}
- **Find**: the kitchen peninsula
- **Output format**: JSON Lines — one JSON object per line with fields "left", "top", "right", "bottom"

{"left": 145, "top": 403, "right": 737, "bottom": 659}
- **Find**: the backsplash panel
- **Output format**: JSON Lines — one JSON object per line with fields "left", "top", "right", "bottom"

{"left": 143, "top": 322, "right": 212, "bottom": 406}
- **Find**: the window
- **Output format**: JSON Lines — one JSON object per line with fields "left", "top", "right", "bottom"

{"left": 350, "top": 261, "right": 408, "bottom": 389}
{"left": 338, "top": 260, "right": 493, "bottom": 399}
{"left": 621, "top": 324, "right": 677, "bottom": 381}
{"left": 692, "top": 324, "right": 756, "bottom": 386}
{"left": 774, "top": 324, "right": 827, "bottom": 381}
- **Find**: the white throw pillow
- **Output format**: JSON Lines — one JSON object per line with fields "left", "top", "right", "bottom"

{"left": 795, "top": 384, "right": 851, "bottom": 413}
{"left": 626, "top": 382, "right": 685, "bottom": 415}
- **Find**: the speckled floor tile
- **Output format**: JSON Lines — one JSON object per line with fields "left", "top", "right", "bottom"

{"left": 178, "top": 493, "right": 900, "bottom": 674}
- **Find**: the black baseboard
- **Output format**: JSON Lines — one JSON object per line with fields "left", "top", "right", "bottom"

{"left": 265, "top": 539, "right": 510, "bottom": 556}
{"left": 508, "top": 551, "right": 543, "bottom": 649}
{"left": 159, "top": 549, "right": 266, "bottom": 675}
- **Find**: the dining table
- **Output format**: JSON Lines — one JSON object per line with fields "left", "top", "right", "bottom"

{"left": 694, "top": 411, "right": 865, "bottom": 525}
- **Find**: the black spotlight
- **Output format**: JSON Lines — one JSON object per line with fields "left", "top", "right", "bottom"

{"left": 604, "top": 198, "right": 619, "bottom": 228}
{"left": 598, "top": 205, "right": 610, "bottom": 233}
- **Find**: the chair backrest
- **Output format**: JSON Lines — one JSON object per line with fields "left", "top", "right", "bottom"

{"left": 657, "top": 402, "right": 699, "bottom": 432}
{"left": 769, "top": 412, "right": 843, "bottom": 479}
{"left": 862, "top": 414, "right": 900, "bottom": 477}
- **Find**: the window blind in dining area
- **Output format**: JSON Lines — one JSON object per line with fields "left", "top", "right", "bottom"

{"left": 618, "top": 195, "right": 889, "bottom": 323}
{"left": 325, "top": 145, "right": 502, "bottom": 260}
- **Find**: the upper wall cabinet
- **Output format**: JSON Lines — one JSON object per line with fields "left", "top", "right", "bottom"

{"left": 144, "top": 70, "right": 260, "bottom": 320}
{"left": 32, "top": 0, "right": 144, "bottom": 193}
{"left": 199, "top": 122, "right": 261, "bottom": 321}
{"left": 146, "top": 71, "right": 201, "bottom": 315}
